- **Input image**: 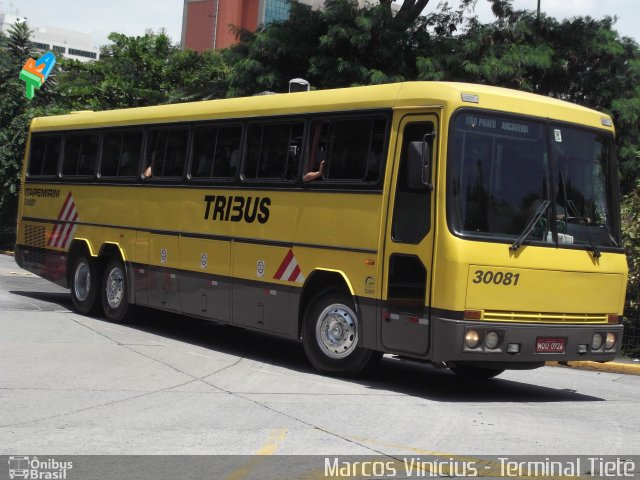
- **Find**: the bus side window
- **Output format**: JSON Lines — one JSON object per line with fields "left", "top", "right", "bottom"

{"left": 101, "top": 132, "right": 122, "bottom": 177}
{"left": 215, "top": 126, "right": 242, "bottom": 178}
{"left": 146, "top": 128, "right": 188, "bottom": 178}
{"left": 28, "top": 136, "right": 46, "bottom": 176}
{"left": 306, "top": 116, "right": 386, "bottom": 183}
{"left": 100, "top": 131, "right": 142, "bottom": 178}
{"left": 244, "top": 122, "right": 303, "bottom": 181}
{"left": 192, "top": 125, "right": 242, "bottom": 180}
{"left": 28, "top": 135, "right": 61, "bottom": 177}
{"left": 119, "top": 131, "right": 143, "bottom": 177}
{"left": 62, "top": 133, "right": 99, "bottom": 177}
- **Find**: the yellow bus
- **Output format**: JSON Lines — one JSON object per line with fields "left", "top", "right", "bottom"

{"left": 15, "top": 82, "right": 627, "bottom": 378}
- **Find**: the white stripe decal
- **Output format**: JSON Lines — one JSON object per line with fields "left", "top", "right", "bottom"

{"left": 281, "top": 258, "right": 298, "bottom": 282}
{"left": 56, "top": 207, "right": 77, "bottom": 248}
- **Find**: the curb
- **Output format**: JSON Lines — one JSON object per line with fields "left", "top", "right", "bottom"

{"left": 0, "top": 251, "right": 15, "bottom": 256}
{"left": 547, "top": 360, "right": 640, "bottom": 376}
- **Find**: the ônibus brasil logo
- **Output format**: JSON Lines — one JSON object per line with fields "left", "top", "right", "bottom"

{"left": 8, "top": 456, "right": 73, "bottom": 479}
{"left": 18, "top": 51, "right": 56, "bottom": 100}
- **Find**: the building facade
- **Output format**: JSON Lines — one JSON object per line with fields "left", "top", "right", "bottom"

{"left": 181, "top": 0, "right": 399, "bottom": 52}
{"left": 1, "top": 13, "right": 99, "bottom": 62}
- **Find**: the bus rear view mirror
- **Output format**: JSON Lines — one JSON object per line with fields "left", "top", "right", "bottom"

{"left": 407, "top": 139, "right": 432, "bottom": 191}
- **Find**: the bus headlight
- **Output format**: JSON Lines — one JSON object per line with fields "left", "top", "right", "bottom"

{"left": 485, "top": 331, "right": 499, "bottom": 349}
{"left": 591, "top": 333, "right": 603, "bottom": 351}
{"left": 605, "top": 333, "right": 616, "bottom": 350}
{"left": 465, "top": 329, "right": 481, "bottom": 349}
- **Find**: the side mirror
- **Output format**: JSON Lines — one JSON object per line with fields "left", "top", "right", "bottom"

{"left": 407, "top": 135, "right": 433, "bottom": 190}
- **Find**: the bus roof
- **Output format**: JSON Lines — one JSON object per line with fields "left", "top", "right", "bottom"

{"left": 30, "top": 81, "right": 613, "bottom": 133}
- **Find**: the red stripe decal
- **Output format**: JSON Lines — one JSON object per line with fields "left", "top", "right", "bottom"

{"left": 273, "top": 249, "right": 294, "bottom": 280}
{"left": 58, "top": 192, "right": 73, "bottom": 219}
{"left": 59, "top": 210, "right": 78, "bottom": 248}
{"left": 288, "top": 264, "right": 301, "bottom": 282}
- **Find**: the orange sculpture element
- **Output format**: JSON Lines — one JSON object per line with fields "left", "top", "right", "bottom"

{"left": 22, "top": 58, "right": 46, "bottom": 81}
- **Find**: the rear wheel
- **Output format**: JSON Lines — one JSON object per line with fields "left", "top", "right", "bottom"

{"left": 302, "top": 291, "right": 376, "bottom": 376}
{"left": 449, "top": 364, "right": 505, "bottom": 379}
{"left": 101, "top": 257, "right": 131, "bottom": 323}
{"left": 70, "top": 254, "right": 101, "bottom": 315}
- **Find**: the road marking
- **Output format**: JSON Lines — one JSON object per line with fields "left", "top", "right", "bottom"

{"left": 224, "top": 429, "right": 288, "bottom": 480}
{"left": 256, "top": 428, "right": 288, "bottom": 455}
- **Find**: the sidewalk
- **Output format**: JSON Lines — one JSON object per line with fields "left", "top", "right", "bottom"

{"left": 547, "top": 358, "right": 640, "bottom": 375}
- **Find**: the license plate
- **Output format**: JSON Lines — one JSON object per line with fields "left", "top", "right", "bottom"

{"left": 536, "top": 337, "right": 566, "bottom": 353}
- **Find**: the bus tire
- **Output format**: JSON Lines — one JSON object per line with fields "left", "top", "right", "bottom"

{"left": 302, "top": 291, "right": 376, "bottom": 376}
{"left": 70, "top": 254, "right": 101, "bottom": 315}
{"left": 101, "top": 257, "right": 131, "bottom": 323}
{"left": 449, "top": 364, "right": 505, "bottom": 379}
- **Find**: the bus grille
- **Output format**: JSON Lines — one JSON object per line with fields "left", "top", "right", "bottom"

{"left": 482, "top": 310, "right": 608, "bottom": 324}
{"left": 23, "top": 223, "right": 46, "bottom": 265}
{"left": 24, "top": 223, "right": 46, "bottom": 248}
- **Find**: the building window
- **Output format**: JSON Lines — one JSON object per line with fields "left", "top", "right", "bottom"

{"left": 32, "top": 42, "right": 50, "bottom": 50}
{"left": 68, "top": 48, "right": 97, "bottom": 59}
{"left": 263, "top": 0, "right": 290, "bottom": 24}
{"left": 52, "top": 45, "right": 66, "bottom": 54}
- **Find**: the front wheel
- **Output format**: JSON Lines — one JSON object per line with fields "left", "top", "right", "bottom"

{"left": 101, "top": 257, "right": 131, "bottom": 323}
{"left": 449, "top": 364, "right": 505, "bottom": 379}
{"left": 70, "top": 254, "right": 101, "bottom": 315}
{"left": 302, "top": 291, "right": 377, "bottom": 376}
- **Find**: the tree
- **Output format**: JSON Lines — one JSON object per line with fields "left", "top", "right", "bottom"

{"left": 58, "top": 30, "right": 232, "bottom": 110}
{"left": 0, "top": 22, "right": 61, "bottom": 248}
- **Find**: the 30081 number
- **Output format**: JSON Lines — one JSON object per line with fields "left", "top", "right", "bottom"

{"left": 472, "top": 270, "right": 520, "bottom": 286}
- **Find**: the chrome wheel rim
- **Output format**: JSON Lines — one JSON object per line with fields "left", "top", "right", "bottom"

{"left": 106, "top": 266, "right": 124, "bottom": 309}
{"left": 73, "top": 261, "right": 91, "bottom": 302}
{"left": 316, "top": 303, "right": 358, "bottom": 359}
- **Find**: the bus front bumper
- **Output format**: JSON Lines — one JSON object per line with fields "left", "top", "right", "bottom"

{"left": 430, "top": 317, "right": 624, "bottom": 367}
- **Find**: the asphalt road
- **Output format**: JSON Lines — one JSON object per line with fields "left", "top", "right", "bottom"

{"left": 1, "top": 253, "right": 638, "bottom": 456}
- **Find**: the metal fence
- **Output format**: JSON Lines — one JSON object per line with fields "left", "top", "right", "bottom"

{"left": 622, "top": 321, "right": 640, "bottom": 358}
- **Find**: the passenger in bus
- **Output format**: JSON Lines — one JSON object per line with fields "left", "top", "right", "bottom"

{"left": 303, "top": 160, "right": 325, "bottom": 182}
{"left": 143, "top": 151, "right": 159, "bottom": 178}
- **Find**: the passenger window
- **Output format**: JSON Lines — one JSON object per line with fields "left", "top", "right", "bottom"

{"left": 307, "top": 116, "right": 386, "bottom": 182}
{"left": 28, "top": 135, "right": 61, "bottom": 176}
{"left": 191, "top": 125, "right": 242, "bottom": 179}
{"left": 62, "top": 134, "right": 98, "bottom": 176}
{"left": 100, "top": 131, "right": 142, "bottom": 177}
{"left": 244, "top": 122, "right": 303, "bottom": 180}
{"left": 146, "top": 128, "right": 188, "bottom": 178}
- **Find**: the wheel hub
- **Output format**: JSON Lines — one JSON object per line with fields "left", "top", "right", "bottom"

{"left": 74, "top": 262, "right": 91, "bottom": 302}
{"left": 106, "top": 267, "right": 124, "bottom": 309}
{"left": 316, "top": 305, "right": 358, "bottom": 359}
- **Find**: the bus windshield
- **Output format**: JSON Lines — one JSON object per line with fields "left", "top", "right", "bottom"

{"left": 448, "top": 111, "right": 620, "bottom": 249}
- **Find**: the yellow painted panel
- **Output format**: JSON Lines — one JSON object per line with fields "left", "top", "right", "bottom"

{"left": 180, "top": 237, "right": 230, "bottom": 276}
{"left": 149, "top": 234, "right": 180, "bottom": 269}
{"left": 465, "top": 265, "right": 624, "bottom": 314}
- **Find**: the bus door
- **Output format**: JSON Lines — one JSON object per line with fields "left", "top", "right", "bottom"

{"left": 381, "top": 112, "right": 438, "bottom": 357}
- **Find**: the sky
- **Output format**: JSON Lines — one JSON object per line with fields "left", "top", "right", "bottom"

{"left": 3, "top": 0, "right": 639, "bottom": 50}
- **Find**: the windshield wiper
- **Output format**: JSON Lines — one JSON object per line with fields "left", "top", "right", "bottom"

{"left": 558, "top": 170, "right": 601, "bottom": 258}
{"left": 510, "top": 200, "right": 550, "bottom": 252}
{"left": 566, "top": 199, "right": 601, "bottom": 258}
